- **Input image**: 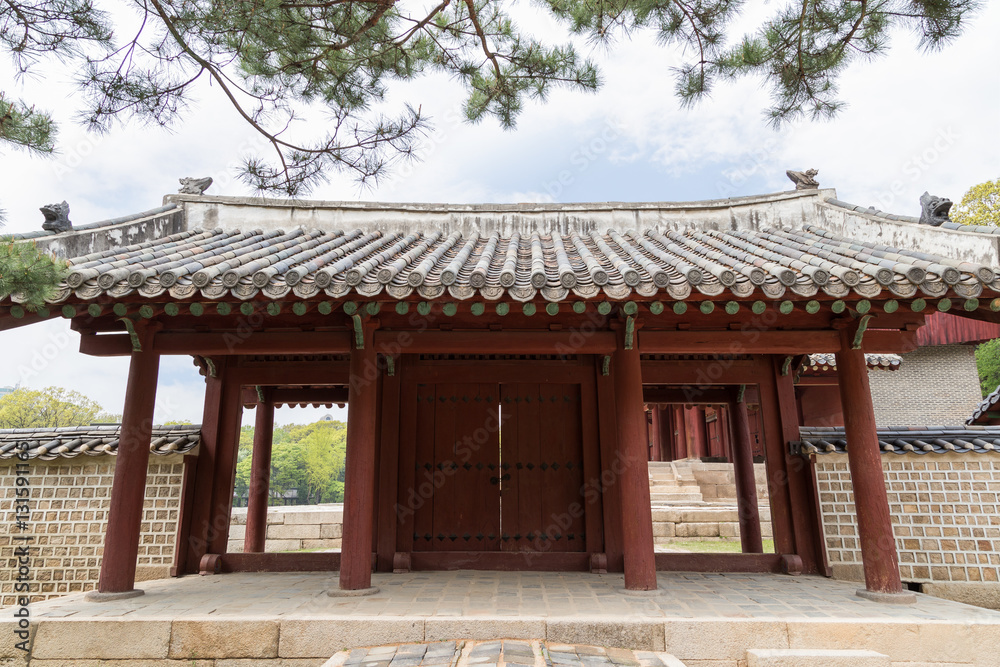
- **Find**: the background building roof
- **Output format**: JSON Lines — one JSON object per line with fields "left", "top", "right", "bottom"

{"left": 0, "top": 424, "right": 200, "bottom": 460}
{"left": 795, "top": 425, "right": 1000, "bottom": 456}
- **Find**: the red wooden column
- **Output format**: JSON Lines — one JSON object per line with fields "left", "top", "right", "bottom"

{"left": 648, "top": 406, "right": 662, "bottom": 461}
{"left": 89, "top": 324, "right": 160, "bottom": 600}
{"left": 244, "top": 390, "right": 274, "bottom": 553}
{"left": 612, "top": 323, "right": 657, "bottom": 591}
{"left": 336, "top": 318, "right": 380, "bottom": 593}
{"left": 729, "top": 389, "right": 763, "bottom": 553}
{"left": 671, "top": 405, "right": 686, "bottom": 460}
{"left": 835, "top": 328, "right": 913, "bottom": 602}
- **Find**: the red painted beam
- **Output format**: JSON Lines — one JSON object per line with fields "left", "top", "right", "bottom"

{"left": 240, "top": 386, "right": 349, "bottom": 408}
{"left": 229, "top": 363, "right": 351, "bottom": 386}
{"left": 373, "top": 330, "right": 616, "bottom": 355}
{"left": 219, "top": 552, "right": 341, "bottom": 573}
{"left": 642, "top": 386, "right": 761, "bottom": 405}
{"left": 640, "top": 329, "right": 916, "bottom": 355}
{"left": 79, "top": 331, "right": 352, "bottom": 356}
{"left": 655, "top": 553, "right": 783, "bottom": 572}
{"left": 641, "top": 330, "right": 840, "bottom": 354}
{"left": 408, "top": 551, "right": 590, "bottom": 571}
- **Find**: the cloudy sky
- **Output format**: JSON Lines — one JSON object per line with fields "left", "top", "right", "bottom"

{"left": 1, "top": 2, "right": 998, "bottom": 426}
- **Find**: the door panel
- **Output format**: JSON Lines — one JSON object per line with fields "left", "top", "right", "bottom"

{"left": 500, "top": 383, "right": 586, "bottom": 552}
{"left": 411, "top": 383, "right": 500, "bottom": 551}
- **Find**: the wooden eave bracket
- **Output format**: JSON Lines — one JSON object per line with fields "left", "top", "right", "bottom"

{"left": 385, "top": 355, "right": 395, "bottom": 377}
{"left": 351, "top": 314, "right": 364, "bottom": 349}
{"left": 602, "top": 355, "right": 611, "bottom": 376}
{"left": 624, "top": 315, "right": 635, "bottom": 350}
{"left": 852, "top": 314, "right": 874, "bottom": 350}
{"left": 118, "top": 317, "right": 142, "bottom": 352}
{"left": 255, "top": 385, "right": 266, "bottom": 404}
{"left": 737, "top": 383, "right": 746, "bottom": 404}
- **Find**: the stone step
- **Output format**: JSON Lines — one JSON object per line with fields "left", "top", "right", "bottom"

{"left": 650, "top": 492, "right": 704, "bottom": 502}
{"left": 746, "top": 649, "right": 890, "bottom": 666}
{"left": 653, "top": 507, "right": 742, "bottom": 522}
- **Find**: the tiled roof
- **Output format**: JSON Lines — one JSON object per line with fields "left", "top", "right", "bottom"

{"left": 36, "top": 222, "right": 999, "bottom": 305}
{"left": 825, "top": 198, "right": 1000, "bottom": 236}
{"left": 804, "top": 353, "right": 902, "bottom": 372}
{"left": 968, "top": 386, "right": 1000, "bottom": 426}
{"left": 0, "top": 424, "right": 200, "bottom": 460}
{"left": 793, "top": 425, "right": 1000, "bottom": 456}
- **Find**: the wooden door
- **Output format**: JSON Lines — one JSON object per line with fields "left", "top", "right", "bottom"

{"left": 499, "top": 383, "right": 586, "bottom": 553}
{"left": 410, "top": 382, "right": 501, "bottom": 552}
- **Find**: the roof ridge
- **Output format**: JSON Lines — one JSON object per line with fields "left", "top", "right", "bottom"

{"left": 4, "top": 204, "right": 178, "bottom": 241}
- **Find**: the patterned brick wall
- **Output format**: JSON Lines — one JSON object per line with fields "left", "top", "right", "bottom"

{"left": 816, "top": 453, "right": 1000, "bottom": 585}
{"left": 868, "top": 344, "right": 982, "bottom": 427}
{"left": 0, "top": 455, "right": 185, "bottom": 606}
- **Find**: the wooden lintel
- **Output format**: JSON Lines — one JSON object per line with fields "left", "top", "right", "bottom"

{"left": 219, "top": 552, "right": 341, "bottom": 573}
{"left": 230, "top": 363, "right": 351, "bottom": 386}
{"left": 794, "top": 375, "right": 839, "bottom": 386}
{"left": 654, "top": 552, "right": 784, "bottom": 573}
{"left": 640, "top": 359, "right": 764, "bottom": 386}
{"left": 642, "top": 385, "right": 760, "bottom": 405}
{"left": 80, "top": 330, "right": 353, "bottom": 356}
{"left": 861, "top": 329, "right": 918, "bottom": 354}
{"left": 640, "top": 330, "right": 841, "bottom": 354}
{"left": 373, "top": 330, "right": 616, "bottom": 355}
{"left": 240, "top": 386, "right": 349, "bottom": 407}
{"left": 408, "top": 551, "right": 590, "bottom": 572}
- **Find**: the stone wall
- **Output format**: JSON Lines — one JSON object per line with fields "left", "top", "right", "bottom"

{"left": 688, "top": 461, "right": 770, "bottom": 502}
{"left": 0, "top": 456, "right": 184, "bottom": 606}
{"left": 816, "top": 452, "right": 1000, "bottom": 608}
{"left": 228, "top": 505, "right": 343, "bottom": 553}
{"left": 868, "top": 344, "right": 982, "bottom": 427}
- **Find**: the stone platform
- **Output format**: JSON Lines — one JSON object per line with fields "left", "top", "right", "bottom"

{"left": 5, "top": 571, "right": 1000, "bottom": 666}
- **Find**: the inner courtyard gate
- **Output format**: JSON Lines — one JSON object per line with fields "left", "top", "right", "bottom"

{"left": 393, "top": 357, "right": 602, "bottom": 570}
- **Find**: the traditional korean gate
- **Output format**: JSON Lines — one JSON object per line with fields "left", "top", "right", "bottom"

{"left": 397, "top": 364, "right": 596, "bottom": 570}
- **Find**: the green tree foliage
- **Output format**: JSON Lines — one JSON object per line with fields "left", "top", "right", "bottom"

{"left": 0, "top": 386, "right": 108, "bottom": 428}
{"left": 953, "top": 178, "right": 1000, "bottom": 227}
{"left": 976, "top": 339, "right": 1000, "bottom": 397}
{"left": 236, "top": 419, "right": 347, "bottom": 504}
{"left": 0, "top": 0, "right": 981, "bottom": 195}
{"left": 0, "top": 239, "right": 69, "bottom": 309}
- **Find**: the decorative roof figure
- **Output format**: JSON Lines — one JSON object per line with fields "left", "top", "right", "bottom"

{"left": 918, "top": 191, "right": 953, "bottom": 226}
{"left": 786, "top": 168, "right": 819, "bottom": 190}
{"left": 178, "top": 176, "right": 213, "bottom": 195}
{"left": 40, "top": 201, "right": 72, "bottom": 232}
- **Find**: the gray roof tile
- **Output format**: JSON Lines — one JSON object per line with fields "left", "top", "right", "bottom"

{"left": 26, "top": 223, "right": 1000, "bottom": 306}
{"left": 0, "top": 424, "right": 200, "bottom": 460}
{"left": 794, "top": 425, "right": 1000, "bottom": 456}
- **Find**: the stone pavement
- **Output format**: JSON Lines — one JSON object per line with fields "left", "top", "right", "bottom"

{"left": 326, "top": 640, "right": 682, "bottom": 667}
{"left": 7, "top": 571, "right": 1000, "bottom": 665}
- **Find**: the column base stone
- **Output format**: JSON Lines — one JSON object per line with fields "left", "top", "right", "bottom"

{"left": 328, "top": 585, "right": 380, "bottom": 597}
{"left": 622, "top": 587, "right": 662, "bottom": 597}
{"left": 85, "top": 589, "right": 145, "bottom": 602}
{"left": 855, "top": 588, "right": 917, "bottom": 604}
